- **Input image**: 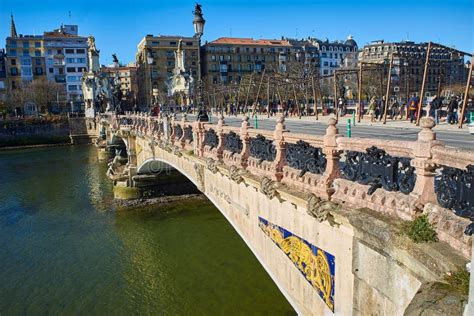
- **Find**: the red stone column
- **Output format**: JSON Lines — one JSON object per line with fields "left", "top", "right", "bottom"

{"left": 410, "top": 117, "right": 438, "bottom": 208}
{"left": 239, "top": 115, "right": 250, "bottom": 169}
{"left": 316, "top": 118, "right": 341, "bottom": 200}
{"left": 216, "top": 114, "right": 225, "bottom": 161}
{"left": 273, "top": 115, "right": 287, "bottom": 182}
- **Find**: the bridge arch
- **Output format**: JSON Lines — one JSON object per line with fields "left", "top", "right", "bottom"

{"left": 135, "top": 157, "right": 301, "bottom": 313}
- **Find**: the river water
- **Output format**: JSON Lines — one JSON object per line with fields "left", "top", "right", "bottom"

{"left": 0, "top": 145, "right": 294, "bottom": 315}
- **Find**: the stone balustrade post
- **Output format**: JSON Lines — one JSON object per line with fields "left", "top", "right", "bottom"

{"left": 216, "top": 114, "right": 226, "bottom": 161}
{"left": 316, "top": 118, "right": 341, "bottom": 200}
{"left": 193, "top": 121, "right": 204, "bottom": 157}
{"left": 180, "top": 114, "right": 188, "bottom": 149}
{"left": 239, "top": 115, "right": 250, "bottom": 169}
{"left": 273, "top": 115, "right": 287, "bottom": 182}
{"left": 410, "top": 117, "right": 438, "bottom": 209}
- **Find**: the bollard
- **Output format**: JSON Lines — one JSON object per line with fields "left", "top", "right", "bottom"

{"left": 255, "top": 115, "right": 259, "bottom": 129}
{"left": 347, "top": 119, "right": 352, "bottom": 138}
{"left": 352, "top": 111, "right": 356, "bottom": 126}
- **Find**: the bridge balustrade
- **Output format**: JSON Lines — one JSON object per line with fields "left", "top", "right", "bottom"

{"left": 111, "top": 112, "right": 473, "bottom": 256}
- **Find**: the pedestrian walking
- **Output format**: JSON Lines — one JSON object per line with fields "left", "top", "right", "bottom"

{"left": 409, "top": 98, "right": 417, "bottom": 123}
{"left": 447, "top": 96, "right": 459, "bottom": 124}
{"left": 368, "top": 96, "right": 377, "bottom": 123}
{"left": 390, "top": 99, "right": 399, "bottom": 120}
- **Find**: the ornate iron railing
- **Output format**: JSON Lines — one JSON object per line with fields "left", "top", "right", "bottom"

{"left": 204, "top": 129, "right": 218, "bottom": 149}
{"left": 342, "top": 146, "right": 416, "bottom": 195}
{"left": 286, "top": 140, "right": 326, "bottom": 176}
{"left": 436, "top": 165, "right": 474, "bottom": 235}
{"left": 184, "top": 126, "right": 193, "bottom": 142}
{"left": 249, "top": 134, "right": 276, "bottom": 163}
{"left": 224, "top": 131, "right": 242, "bottom": 155}
{"left": 174, "top": 125, "right": 183, "bottom": 139}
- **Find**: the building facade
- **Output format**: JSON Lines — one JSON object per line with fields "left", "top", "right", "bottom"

{"left": 43, "top": 25, "right": 88, "bottom": 102}
{"left": 102, "top": 63, "right": 138, "bottom": 110}
{"left": 5, "top": 16, "right": 88, "bottom": 113}
{"left": 311, "top": 36, "right": 358, "bottom": 77}
{"left": 359, "top": 40, "right": 468, "bottom": 99}
{"left": 136, "top": 35, "right": 199, "bottom": 107}
{"left": 0, "top": 49, "right": 7, "bottom": 107}
{"left": 202, "top": 37, "right": 294, "bottom": 86}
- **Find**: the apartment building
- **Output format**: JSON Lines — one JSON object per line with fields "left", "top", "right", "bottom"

{"left": 136, "top": 35, "right": 199, "bottom": 106}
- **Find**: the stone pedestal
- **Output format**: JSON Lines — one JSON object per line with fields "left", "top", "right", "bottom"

{"left": 113, "top": 181, "right": 139, "bottom": 200}
{"left": 98, "top": 147, "right": 110, "bottom": 161}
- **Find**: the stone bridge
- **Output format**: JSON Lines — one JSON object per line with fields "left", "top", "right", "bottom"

{"left": 96, "top": 112, "right": 473, "bottom": 315}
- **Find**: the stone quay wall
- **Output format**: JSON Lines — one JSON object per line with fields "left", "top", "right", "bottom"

{"left": 0, "top": 118, "right": 70, "bottom": 147}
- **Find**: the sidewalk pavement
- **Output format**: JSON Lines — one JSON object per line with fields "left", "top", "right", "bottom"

{"left": 211, "top": 112, "right": 472, "bottom": 134}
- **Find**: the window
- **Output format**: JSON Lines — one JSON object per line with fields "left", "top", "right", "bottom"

{"left": 58, "top": 68, "right": 64, "bottom": 75}
{"left": 186, "top": 42, "right": 193, "bottom": 46}
{"left": 23, "top": 50, "right": 30, "bottom": 56}
{"left": 23, "top": 42, "right": 30, "bottom": 48}
{"left": 323, "top": 61, "right": 328, "bottom": 66}
{"left": 22, "top": 67, "right": 32, "bottom": 76}
{"left": 9, "top": 40, "right": 17, "bottom": 48}
{"left": 35, "top": 42, "right": 41, "bottom": 48}
{"left": 47, "top": 49, "right": 52, "bottom": 55}
{"left": 11, "top": 59, "right": 17, "bottom": 66}
{"left": 76, "top": 49, "right": 85, "bottom": 54}
{"left": 67, "top": 67, "right": 76, "bottom": 73}
{"left": 35, "top": 59, "right": 41, "bottom": 66}
{"left": 47, "top": 58, "right": 54, "bottom": 66}
{"left": 21, "top": 58, "right": 31, "bottom": 66}
{"left": 321, "top": 52, "right": 327, "bottom": 58}
{"left": 9, "top": 49, "right": 17, "bottom": 56}
{"left": 77, "top": 67, "right": 86, "bottom": 72}
{"left": 77, "top": 58, "right": 86, "bottom": 63}
{"left": 170, "top": 41, "right": 176, "bottom": 45}
{"left": 49, "top": 68, "right": 54, "bottom": 74}
{"left": 65, "top": 49, "right": 75, "bottom": 54}
{"left": 211, "top": 55, "right": 216, "bottom": 61}
{"left": 66, "top": 58, "right": 75, "bottom": 63}
{"left": 11, "top": 67, "right": 18, "bottom": 75}
{"left": 57, "top": 49, "right": 62, "bottom": 54}
{"left": 35, "top": 50, "right": 41, "bottom": 57}
{"left": 68, "top": 85, "right": 78, "bottom": 90}
{"left": 35, "top": 67, "right": 43, "bottom": 75}
{"left": 67, "top": 76, "right": 79, "bottom": 82}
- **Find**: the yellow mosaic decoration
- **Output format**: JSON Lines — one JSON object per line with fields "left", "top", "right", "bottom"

{"left": 259, "top": 217, "right": 335, "bottom": 311}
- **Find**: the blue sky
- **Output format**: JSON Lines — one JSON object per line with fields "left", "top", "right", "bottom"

{"left": 1, "top": 0, "right": 473, "bottom": 65}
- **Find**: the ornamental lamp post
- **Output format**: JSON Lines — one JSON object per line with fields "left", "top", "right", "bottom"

{"left": 193, "top": 3, "right": 208, "bottom": 122}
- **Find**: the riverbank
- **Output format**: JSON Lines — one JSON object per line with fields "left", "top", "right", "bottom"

{"left": 0, "top": 117, "right": 71, "bottom": 148}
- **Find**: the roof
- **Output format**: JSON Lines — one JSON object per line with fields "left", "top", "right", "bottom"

{"left": 43, "top": 31, "right": 80, "bottom": 38}
{"left": 208, "top": 37, "right": 291, "bottom": 46}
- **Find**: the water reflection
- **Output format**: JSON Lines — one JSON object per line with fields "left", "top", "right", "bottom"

{"left": 0, "top": 145, "right": 295, "bottom": 315}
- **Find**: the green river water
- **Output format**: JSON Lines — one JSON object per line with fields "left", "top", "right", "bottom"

{"left": 0, "top": 145, "right": 295, "bottom": 315}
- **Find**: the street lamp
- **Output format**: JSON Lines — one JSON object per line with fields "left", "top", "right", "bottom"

{"left": 193, "top": 3, "right": 208, "bottom": 121}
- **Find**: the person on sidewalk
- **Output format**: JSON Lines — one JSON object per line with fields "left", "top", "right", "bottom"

{"left": 431, "top": 95, "right": 442, "bottom": 124}
{"left": 447, "top": 96, "right": 458, "bottom": 124}
{"left": 390, "top": 99, "right": 399, "bottom": 120}
{"left": 409, "top": 98, "right": 417, "bottom": 123}
{"left": 368, "top": 96, "right": 377, "bottom": 122}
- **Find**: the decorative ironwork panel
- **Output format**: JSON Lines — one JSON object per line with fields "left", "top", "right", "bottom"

{"left": 286, "top": 140, "right": 326, "bottom": 176}
{"left": 120, "top": 118, "right": 133, "bottom": 125}
{"left": 436, "top": 165, "right": 474, "bottom": 235}
{"left": 342, "top": 146, "right": 416, "bottom": 195}
{"left": 204, "top": 129, "right": 218, "bottom": 149}
{"left": 249, "top": 134, "right": 276, "bottom": 163}
{"left": 174, "top": 125, "right": 183, "bottom": 139}
{"left": 224, "top": 131, "right": 242, "bottom": 155}
{"left": 259, "top": 217, "right": 335, "bottom": 312}
{"left": 184, "top": 126, "right": 193, "bottom": 142}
